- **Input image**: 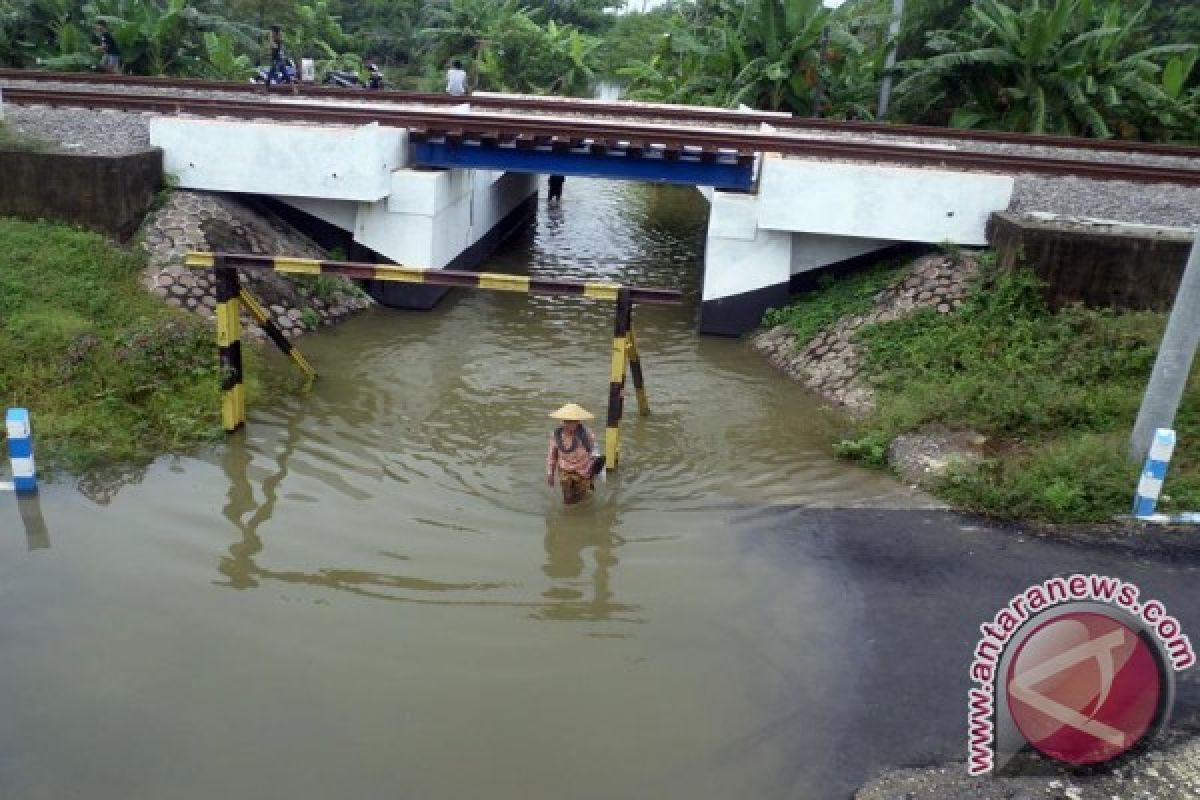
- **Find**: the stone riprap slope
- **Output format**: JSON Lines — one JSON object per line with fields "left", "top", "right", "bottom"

{"left": 140, "top": 190, "right": 370, "bottom": 339}
{"left": 753, "top": 252, "right": 979, "bottom": 414}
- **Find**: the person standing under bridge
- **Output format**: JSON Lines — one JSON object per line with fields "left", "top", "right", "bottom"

{"left": 547, "top": 175, "right": 565, "bottom": 206}
{"left": 546, "top": 403, "right": 603, "bottom": 505}
{"left": 446, "top": 60, "right": 468, "bottom": 97}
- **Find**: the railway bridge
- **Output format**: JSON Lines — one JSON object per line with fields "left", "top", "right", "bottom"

{"left": 3, "top": 71, "right": 1199, "bottom": 334}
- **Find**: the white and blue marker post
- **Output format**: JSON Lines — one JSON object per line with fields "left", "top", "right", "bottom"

{"left": 5, "top": 408, "right": 38, "bottom": 493}
{"left": 1133, "top": 428, "right": 1175, "bottom": 519}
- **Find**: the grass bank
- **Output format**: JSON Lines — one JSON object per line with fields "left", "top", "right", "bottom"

{"left": 778, "top": 256, "right": 1200, "bottom": 523}
{"left": 0, "top": 121, "right": 50, "bottom": 152}
{"left": 762, "top": 258, "right": 908, "bottom": 344}
{"left": 0, "top": 217, "right": 293, "bottom": 473}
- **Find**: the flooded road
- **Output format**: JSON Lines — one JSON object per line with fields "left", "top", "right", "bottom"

{"left": 4, "top": 180, "right": 1196, "bottom": 799}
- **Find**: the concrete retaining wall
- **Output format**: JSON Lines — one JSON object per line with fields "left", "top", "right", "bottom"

{"left": 987, "top": 212, "right": 1195, "bottom": 311}
{"left": 0, "top": 148, "right": 162, "bottom": 239}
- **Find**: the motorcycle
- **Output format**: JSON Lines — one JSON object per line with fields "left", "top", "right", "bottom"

{"left": 251, "top": 58, "right": 298, "bottom": 86}
{"left": 367, "top": 63, "right": 384, "bottom": 90}
{"left": 323, "top": 69, "right": 363, "bottom": 88}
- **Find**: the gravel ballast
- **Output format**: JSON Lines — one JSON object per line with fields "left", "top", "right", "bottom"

{"left": 1010, "top": 174, "right": 1200, "bottom": 228}
{"left": 1, "top": 104, "right": 151, "bottom": 156}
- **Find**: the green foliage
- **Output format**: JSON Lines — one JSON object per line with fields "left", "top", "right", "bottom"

{"left": 0, "top": 217, "right": 294, "bottom": 472}
{"left": 534, "top": 0, "right": 612, "bottom": 32}
{"left": 418, "top": 0, "right": 601, "bottom": 96}
{"left": 0, "top": 120, "right": 51, "bottom": 151}
{"left": 595, "top": 6, "right": 677, "bottom": 76}
{"left": 762, "top": 260, "right": 905, "bottom": 348}
{"left": 617, "top": 0, "right": 863, "bottom": 114}
{"left": 85, "top": 0, "right": 257, "bottom": 76}
{"left": 199, "top": 30, "right": 253, "bottom": 80}
{"left": 832, "top": 431, "right": 890, "bottom": 466}
{"left": 934, "top": 434, "right": 1166, "bottom": 522}
{"left": 299, "top": 307, "right": 320, "bottom": 330}
{"left": 310, "top": 274, "right": 343, "bottom": 301}
{"left": 893, "top": 0, "right": 1199, "bottom": 141}
{"left": 833, "top": 263, "right": 1200, "bottom": 521}
{"left": 4, "top": 0, "right": 1194, "bottom": 144}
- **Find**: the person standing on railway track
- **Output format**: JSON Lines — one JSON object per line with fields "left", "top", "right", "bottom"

{"left": 546, "top": 403, "right": 604, "bottom": 505}
{"left": 267, "top": 25, "right": 287, "bottom": 84}
{"left": 93, "top": 20, "right": 120, "bottom": 74}
{"left": 446, "top": 60, "right": 468, "bottom": 97}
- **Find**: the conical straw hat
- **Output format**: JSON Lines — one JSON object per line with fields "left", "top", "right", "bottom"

{"left": 549, "top": 402, "right": 595, "bottom": 421}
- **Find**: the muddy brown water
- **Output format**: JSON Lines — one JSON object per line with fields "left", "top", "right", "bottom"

{"left": 0, "top": 180, "right": 932, "bottom": 799}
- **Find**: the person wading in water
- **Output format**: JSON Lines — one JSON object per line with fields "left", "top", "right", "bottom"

{"left": 546, "top": 403, "right": 604, "bottom": 505}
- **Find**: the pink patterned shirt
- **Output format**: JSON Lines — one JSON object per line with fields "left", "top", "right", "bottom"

{"left": 547, "top": 426, "right": 595, "bottom": 477}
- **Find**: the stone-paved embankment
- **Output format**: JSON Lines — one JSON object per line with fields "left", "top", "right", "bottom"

{"left": 140, "top": 190, "right": 370, "bottom": 339}
{"left": 752, "top": 252, "right": 980, "bottom": 414}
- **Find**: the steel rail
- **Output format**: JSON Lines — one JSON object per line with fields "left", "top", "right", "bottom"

{"left": 6, "top": 85, "right": 1200, "bottom": 185}
{"left": 3, "top": 67, "right": 1198, "bottom": 159}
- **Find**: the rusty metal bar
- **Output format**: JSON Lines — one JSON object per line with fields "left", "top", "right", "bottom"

{"left": 184, "top": 252, "right": 683, "bottom": 305}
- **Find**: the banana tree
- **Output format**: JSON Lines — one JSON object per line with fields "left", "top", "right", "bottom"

{"left": 84, "top": 0, "right": 254, "bottom": 75}
{"left": 724, "top": 0, "right": 853, "bottom": 113}
{"left": 893, "top": 0, "right": 1198, "bottom": 139}
{"left": 200, "top": 30, "right": 254, "bottom": 80}
{"left": 541, "top": 20, "right": 599, "bottom": 95}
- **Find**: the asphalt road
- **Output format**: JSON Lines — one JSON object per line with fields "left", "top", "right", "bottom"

{"left": 730, "top": 507, "right": 1200, "bottom": 799}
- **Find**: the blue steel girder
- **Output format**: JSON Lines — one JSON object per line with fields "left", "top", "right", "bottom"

{"left": 411, "top": 139, "right": 754, "bottom": 191}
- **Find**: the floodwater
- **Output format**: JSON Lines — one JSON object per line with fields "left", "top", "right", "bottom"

{"left": 0, "top": 180, "right": 938, "bottom": 799}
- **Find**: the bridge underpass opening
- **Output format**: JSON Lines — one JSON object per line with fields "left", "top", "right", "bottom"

{"left": 147, "top": 115, "right": 1017, "bottom": 338}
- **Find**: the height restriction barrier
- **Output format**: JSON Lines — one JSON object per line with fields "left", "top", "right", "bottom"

{"left": 184, "top": 251, "right": 682, "bottom": 471}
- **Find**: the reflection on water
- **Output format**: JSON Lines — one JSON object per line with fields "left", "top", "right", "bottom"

{"left": 16, "top": 493, "right": 50, "bottom": 550}
{"left": 217, "top": 411, "right": 511, "bottom": 601}
{"left": 0, "top": 179, "right": 934, "bottom": 800}
{"left": 538, "top": 496, "right": 637, "bottom": 623}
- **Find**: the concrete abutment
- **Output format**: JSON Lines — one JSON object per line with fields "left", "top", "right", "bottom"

{"left": 699, "top": 158, "right": 1016, "bottom": 335}
{"left": 149, "top": 117, "right": 538, "bottom": 312}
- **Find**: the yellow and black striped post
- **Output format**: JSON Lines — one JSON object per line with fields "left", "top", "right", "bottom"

{"left": 214, "top": 255, "right": 246, "bottom": 432}
{"left": 238, "top": 287, "right": 318, "bottom": 384}
{"left": 627, "top": 325, "right": 649, "bottom": 416}
{"left": 605, "top": 289, "right": 633, "bottom": 471}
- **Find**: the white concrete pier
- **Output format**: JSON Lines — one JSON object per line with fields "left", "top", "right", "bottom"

{"left": 699, "top": 157, "right": 1015, "bottom": 334}
{"left": 149, "top": 117, "right": 537, "bottom": 309}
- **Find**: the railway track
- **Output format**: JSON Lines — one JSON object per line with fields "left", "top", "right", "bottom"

{"left": 4, "top": 83, "right": 1200, "bottom": 186}
{"left": 3, "top": 68, "right": 1199, "bottom": 160}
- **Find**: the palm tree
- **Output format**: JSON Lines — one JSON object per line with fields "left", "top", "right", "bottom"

{"left": 893, "top": 0, "right": 1198, "bottom": 138}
